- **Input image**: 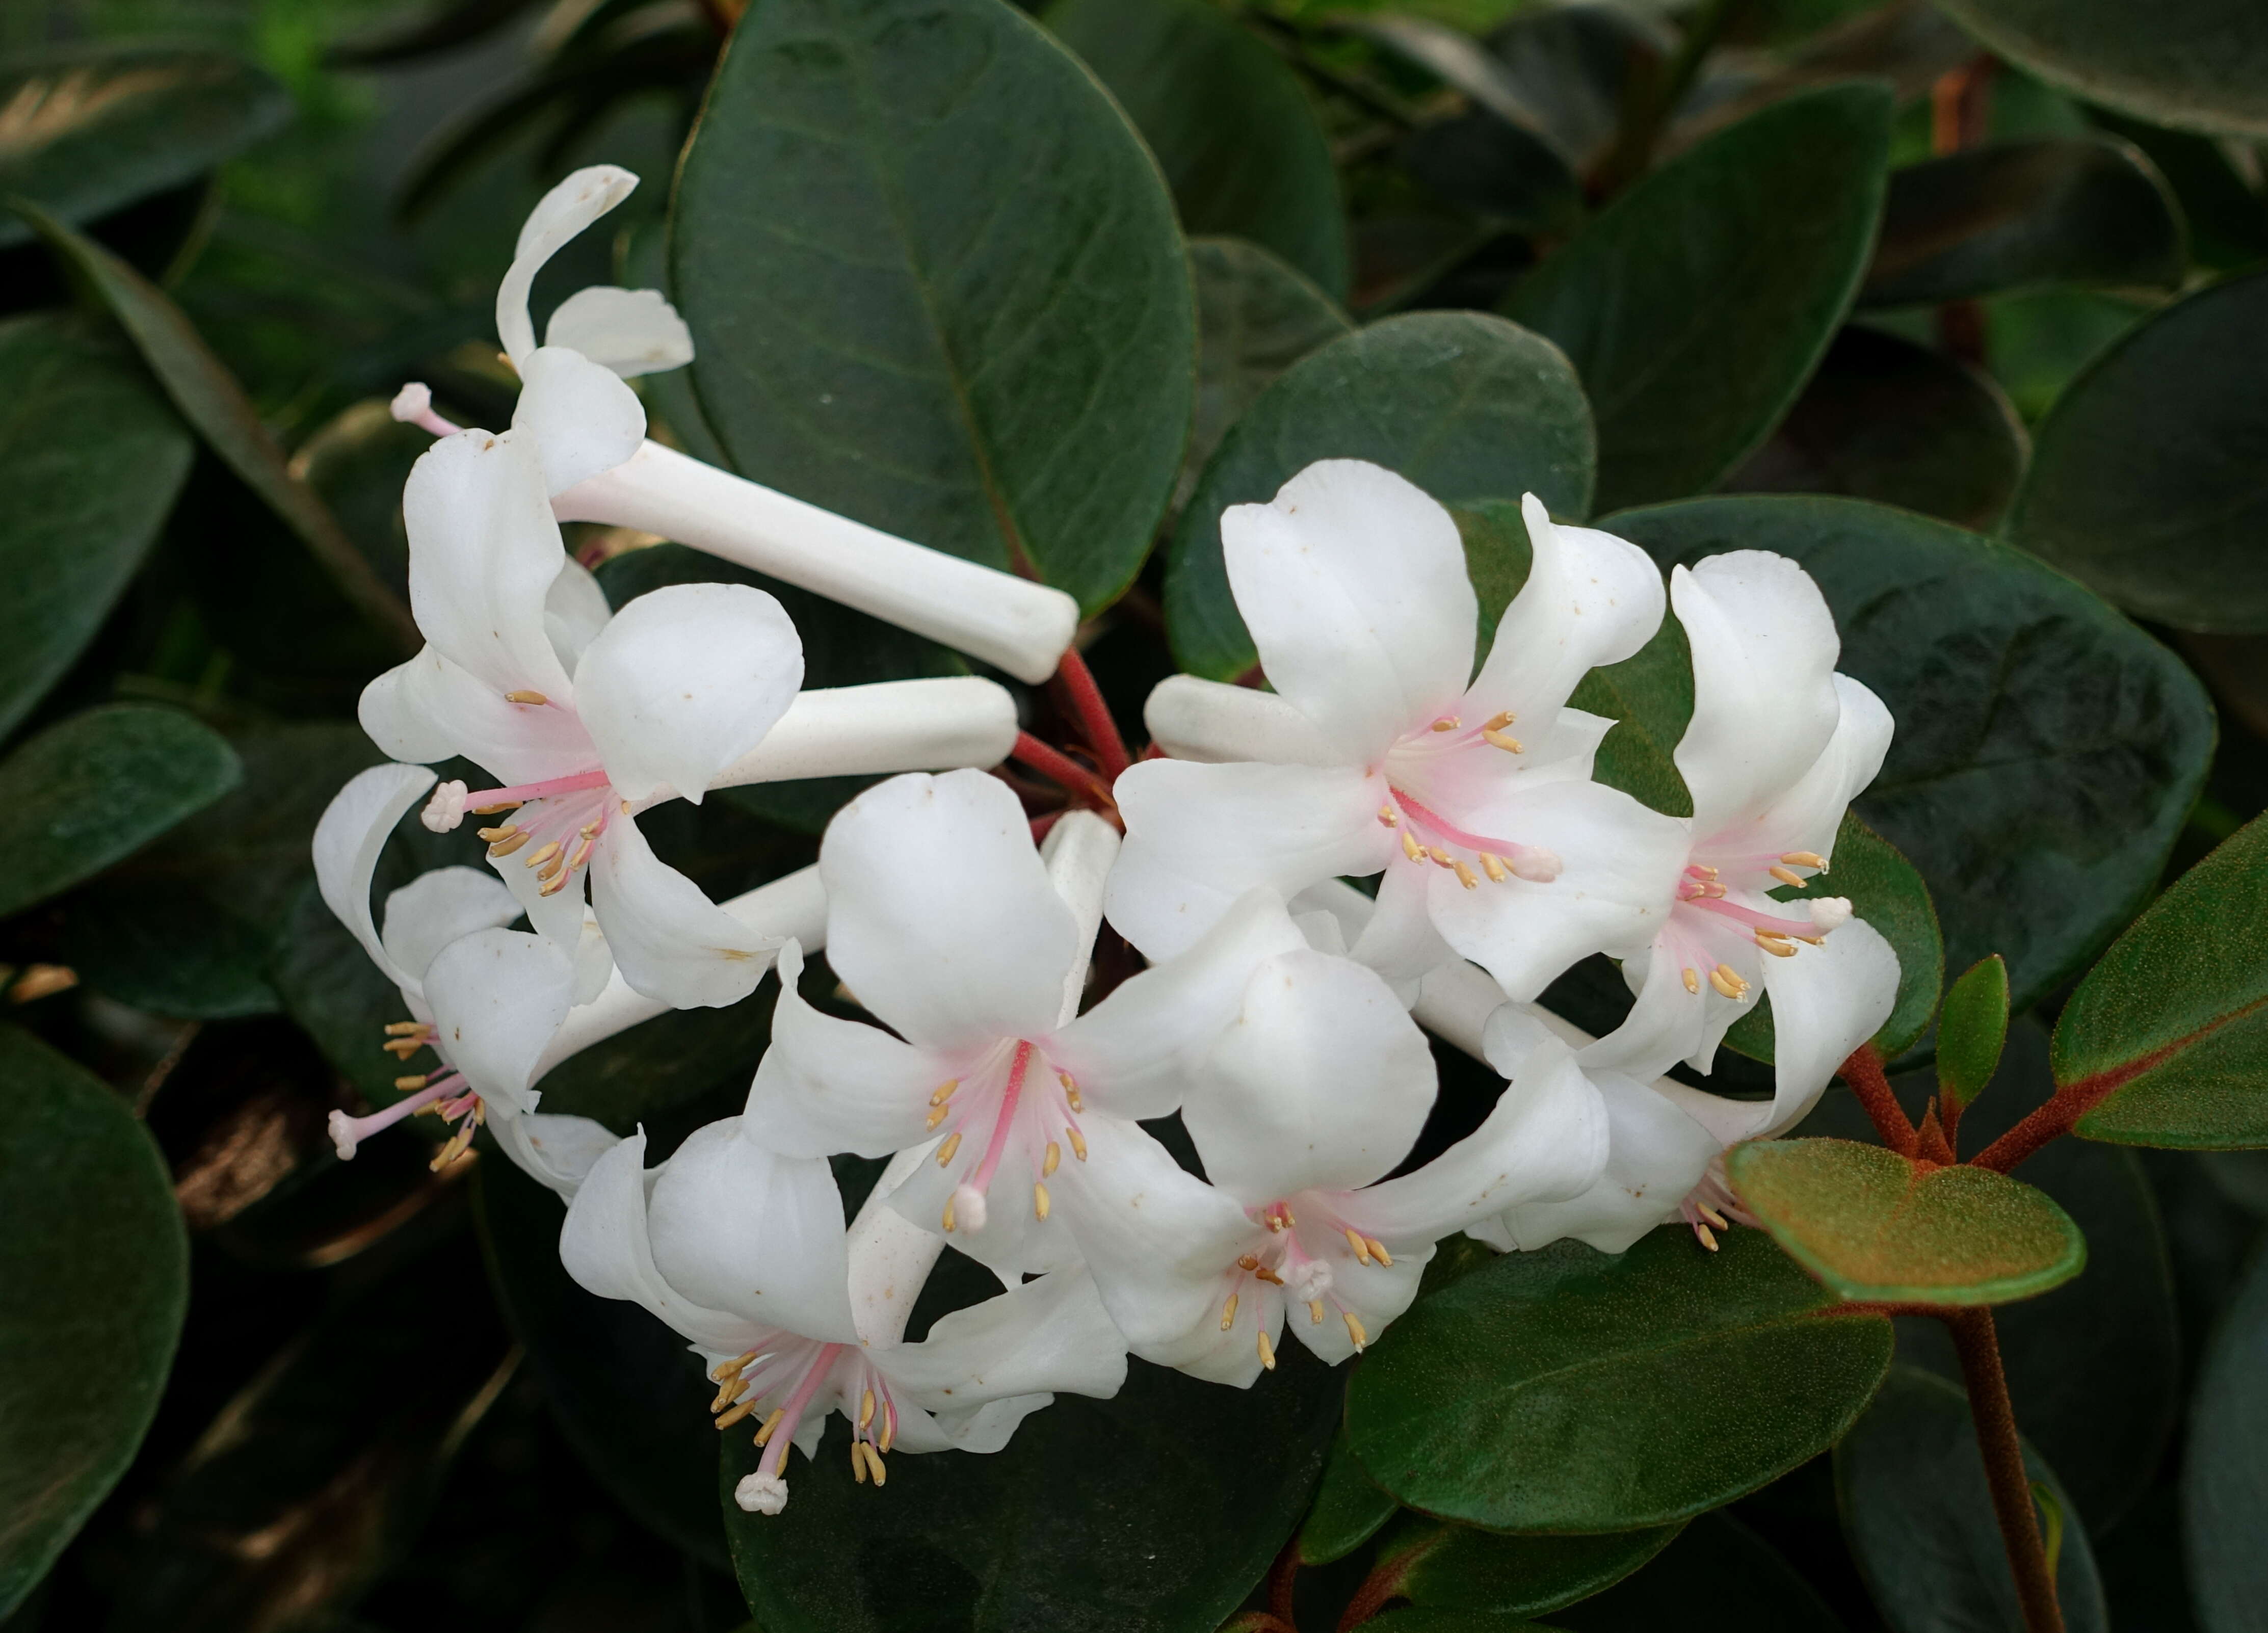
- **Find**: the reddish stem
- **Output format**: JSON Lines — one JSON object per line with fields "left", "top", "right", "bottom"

{"left": 1969, "top": 1033, "right": 2196, "bottom": 1173}
{"left": 1053, "top": 645, "right": 1132, "bottom": 782}
{"left": 1944, "top": 1309, "right": 2065, "bottom": 1633}
{"left": 1336, "top": 1529, "right": 1448, "bottom": 1632}
{"left": 1840, "top": 1044, "right": 1918, "bottom": 1157}
{"left": 1266, "top": 1538, "right": 1300, "bottom": 1628}
{"left": 1917, "top": 1102, "right": 1957, "bottom": 1165}
{"left": 1010, "top": 731, "right": 1117, "bottom": 812}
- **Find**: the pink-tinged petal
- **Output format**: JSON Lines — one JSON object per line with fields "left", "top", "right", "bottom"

{"left": 1344, "top": 856, "right": 1459, "bottom": 999}
{"left": 1578, "top": 935, "right": 1738, "bottom": 1083}
{"left": 496, "top": 165, "right": 639, "bottom": 364}
{"left": 1671, "top": 551, "right": 1844, "bottom": 839}
{"left": 423, "top": 928, "right": 575, "bottom": 1113}
{"left": 485, "top": 1105, "right": 619, "bottom": 1198}
{"left": 512, "top": 346, "right": 647, "bottom": 495}
{"left": 746, "top": 942, "right": 945, "bottom": 1159}
{"left": 1186, "top": 950, "right": 1438, "bottom": 1201}
{"left": 359, "top": 646, "right": 598, "bottom": 787}
{"left": 1224, "top": 460, "right": 1476, "bottom": 762}
{"left": 572, "top": 582, "right": 803, "bottom": 804}
{"left": 559, "top": 1131, "right": 757, "bottom": 1354}
{"left": 1758, "top": 916, "right": 1900, "bottom": 1136}
{"left": 880, "top": 1267, "right": 1126, "bottom": 1412}
{"left": 820, "top": 771, "right": 1076, "bottom": 1052}
{"left": 1467, "top": 494, "right": 1667, "bottom": 721}
{"left": 544, "top": 285, "right": 694, "bottom": 378}
{"left": 588, "top": 814, "right": 782, "bottom": 1009}
{"left": 1713, "top": 673, "right": 1894, "bottom": 866}
{"left": 1135, "top": 1287, "right": 1283, "bottom": 1389}
{"left": 1106, "top": 756, "right": 1396, "bottom": 962}
{"left": 1473, "top": 1066, "right": 1720, "bottom": 1255}
{"left": 1285, "top": 1236, "right": 1426, "bottom": 1367}
{"left": 313, "top": 762, "right": 436, "bottom": 993}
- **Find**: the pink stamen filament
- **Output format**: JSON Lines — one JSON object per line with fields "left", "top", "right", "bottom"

{"left": 461, "top": 769, "right": 611, "bottom": 808}
{"left": 1389, "top": 790, "right": 1525, "bottom": 859}
{"left": 754, "top": 1342, "right": 844, "bottom": 1481}
{"left": 967, "top": 1041, "right": 1035, "bottom": 1196}
{"left": 337, "top": 1072, "right": 464, "bottom": 1143}
{"left": 1677, "top": 889, "right": 1816, "bottom": 940}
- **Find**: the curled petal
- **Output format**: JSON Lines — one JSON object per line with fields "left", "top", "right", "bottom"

{"left": 359, "top": 646, "right": 597, "bottom": 787}
{"left": 545, "top": 285, "right": 694, "bottom": 377}
{"left": 512, "top": 346, "right": 648, "bottom": 495}
{"left": 313, "top": 762, "right": 437, "bottom": 993}
{"left": 545, "top": 558, "right": 614, "bottom": 674}
{"left": 497, "top": 164, "right": 638, "bottom": 364}
{"left": 881, "top": 1267, "right": 1127, "bottom": 1414}
{"left": 1467, "top": 494, "right": 1667, "bottom": 722}
{"left": 403, "top": 428, "right": 576, "bottom": 701}
{"left": 423, "top": 928, "right": 576, "bottom": 1112}
{"left": 559, "top": 1130, "right": 754, "bottom": 1355}
{"left": 1758, "top": 916, "right": 1900, "bottom": 1137}
{"left": 485, "top": 1105, "right": 620, "bottom": 1198}
{"left": 588, "top": 815, "right": 783, "bottom": 1009}
{"left": 1715, "top": 673, "right": 1894, "bottom": 862}
{"left": 1475, "top": 1066, "right": 1720, "bottom": 1255}
{"left": 746, "top": 942, "right": 944, "bottom": 1159}
{"left": 379, "top": 865, "right": 521, "bottom": 988}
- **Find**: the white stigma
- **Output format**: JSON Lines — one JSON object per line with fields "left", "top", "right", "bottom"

{"left": 1288, "top": 1259, "right": 1333, "bottom": 1303}
{"left": 735, "top": 1472, "right": 789, "bottom": 1515}
{"left": 1807, "top": 896, "right": 1854, "bottom": 931}
{"left": 421, "top": 780, "right": 469, "bottom": 833}
{"left": 390, "top": 380, "right": 434, "bottom": 424}
{"left": 1511, "top": 847, "right": 1563, "bottom": 883}
{"left": 952, "top": 1183, "right": 988, "bottom": 1233}
{"left": 326, "top": 1109, "right": 359, "bottom": 1161}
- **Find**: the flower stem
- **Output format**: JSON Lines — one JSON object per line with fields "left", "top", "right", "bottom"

{"left": 1943, "top": 1308, "right": 2064, "bottom": 1633}
{"left": 1052, "top": 645, "right": 1132, "bottom": 781}
{"left": 1011, "top": 731, "right": 1117, "bottom": 813}
{"left": 1839, "top": 1044, "right": 1919, "bottom": 1157}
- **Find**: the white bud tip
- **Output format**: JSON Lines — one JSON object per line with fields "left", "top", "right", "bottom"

{"left": 1289, "top": 1259, "right": 1334, "bottom": 1303}
{"left": 1808, "top": 897, "right": 1854, "bottom": 932}
{"left": 421, "top": 780, "right": 469, "bottom": 833}
{"left": 734, "top": 1473, "right": 788, "bottom": 1515}
{"left": 389, "top": 381, "right": 433, "bottom": 423}
{"left": 1511, "top": 848, "right": 1563, "bottom": 884}
{"left": 952, "top": 1183, "right": 988, "bottom": 1233}
{"left": 327, "top": 1110, "right": 359, "bottom": 1161}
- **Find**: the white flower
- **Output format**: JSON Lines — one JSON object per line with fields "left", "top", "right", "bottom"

{"left": 1108, "top": 459, "right": 1689, "bottom": 1000}
{"left": 1578, "top": 551, "right": 1901, "bottom": 1118}
{"left": 313, "top": 761, "right": 620, "bottom": 1194}
{"left": 559, "top": 1118, "right": 1127, "bottom": 1516}
{"left": 395, "top": 164, "right": 1080, "bottom": 684}
{"left": 359, "top": 419, "right": 1013, "bottom": 1009}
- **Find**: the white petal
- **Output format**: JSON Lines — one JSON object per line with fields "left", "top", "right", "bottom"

{"left": 1142, "top": 675, "right": 1340, "bottom": 767}
{"left": 880, "top": 1266, "right": 1127, "bottom": 1410}
{"left": 1578, "top": 936, "right": 1729, "bottom": 1084}
{"left": 546, "top": 558, "right": 614, "bottom": 674}
{"left": 485, "top": 1104, "right": 620, "bottom": 1199}
{"left": 1759, "top": 916, "right": 1900, "bottom": 1136}
{"left": 572, "top": 581, "right": 803, "bottom": 804}
{"left": 847, "top": 1148, "right": 948, "bottom": 1347}
{"left": 359, "top": 646, "right": 598, "bottom": 786}
{"left": 710, "top": 677, "right": 1017, "bottom": 788}
{"left": 545, "top": 284, "right": 695, "bottom": 377}
{"left": 489, "top": 821, "right": 593, "bottom": 956}
{"left": 1186, "top": 950, "right": 1438, "bottom": 1201}
{"left": 497, "top": 165, "right": 639, "bottom": 364}
{"left": 1671, "top": 552, "right": 1844, "bottom": 840}
{"left": 378, "top": 866, "right": 522, "bottom": 987}
{"left": 1717, "top": 673, "right": 1894, "bottom": 866}
{"left": 1040, "top": 809, "right": 1119, "bottom": 1025}
{"left": 819, "top": 771, "right": 1075, "bottom": 1052}
{"left": 1105, "top": 757, "right": 1396, "bottom": 962}
{"left": 1224, "top": 459, "right": 1476, "bottom": 762}
{"left": 745, "top": 942, "right": 943, "bottom": 1158}
{"left": 1051, "top": 887, "right": 1310, "bottom": 1120}
{"left": 312, "top": 762, "right": 436, "bottom": 993}
{"left": 423, "top": 928, "right": 575, "bottom": 1113}
{"left": 559, "top": 1130, "right": 755, "bottom": 1354}
{"left": 1346, "top": 856, "right": 1459, "bottom": 999}
{"left": 512, "top": 346, "right": 648, "bottom": 495}
{"left": 1284, "top": 1231, "right": 1427, "bottom": 1367}
{"left": 403, "top": 428, "right": 576, "bottom": 700}
{"left": 646, "top": 1116, "right": 858, "bottom": 1341}
{"left": 1467, "top": 494, "right": 1667, "bottom": 724}
{"left": 588, "top": 815, "right": 782, "bottom": 1008}
{"left": 1482, "top": 1068, "right": 1720, "bottom": 1254}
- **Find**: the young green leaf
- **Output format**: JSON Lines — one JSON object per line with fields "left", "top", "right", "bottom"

{"left": 1939, "top": 954, "right": 2013, "bottom": 1119}
{"left": 1726, "top": 1137, "right": 2086, "bottom": 1306}
{"left": 1344, "top": 1228, "right": 1892, "bottom": 1533}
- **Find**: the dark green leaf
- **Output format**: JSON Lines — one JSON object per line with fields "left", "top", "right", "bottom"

{"left": 2184, "top": 1229, "right": 2268, "bottom": 1633}
{"left": 1727, "top": 1136, "right": 2086, "bottom": 1306}
{"left": 2055, "top": 814, "right": 2268, "bottom": 1148}
{"left": 62, "top": 881, "right": 279, "bottom": 1019}
{"left": 1344, "top": 1227, "right": 1892, "bottom": 1533}
{"left": 1501, "top": 85, "right": 1893, "bottom": 512}
{"left": 1338, "top": 14, "right": 1564, "bottom": 151}
{"left": 0, "top": 312, "right": 192, "bottom": 739}
{"left": 1361, "top": 1616, "right": 1555, "bottom": 1633}
{"left": 1835, "top": 1366, "right": 2108, "bottom": 1633}
{"left": 2008, "top": 269, "right": 2268, "bottom": 634}
{"left": 1939, "top": 955, "right": 2012, "bottom": 1118}
{"left": 1479, "top": 4, "right": 1671, "bottom": 172}
{"left": 1606, "top": 494, "right": 2215, "bottom": 1012}
{"left": 273, "top": 877, "right": 422, "bottom": 1107}
{"left": 1166, "top": 311, "right": 1594, "bottom": 679}
{"left": 1299, "top": 1427, "right": 1399, "bottom": 1566}
{"left": 0, "top": 1024, "right": 187, "bottom": 1619}
{"left": 722, "top": 1350, "right": 1339, "bottom": 1633}
{"left": 1725, "top": 325, "right": 2029, "bottom": 534}
{"left": 1049, "top": 0, "right": 1348, "bottom": 298}
{"left": 2089, "top": 108, "right": 2268, "bottom": 273}
{"left": 0, "top": 42, "right": 291, "bottom": 248}
{"left": 1931, "top": 0, "right": 2268, "bottom": 141}
{"left": 673, "top": 0, "right": 1195, "bottom": 617}
{"left": 1390, "top": 1516, "right": 1679, "bottom": 1617}
{"left": 1185, "top": 236, "right": 1352, "bottom": 507}
{"left": 0, "top": 704, "right": 240, "bottom": 920}
{"left": 11, "top": 201, "right": 420, "bottom": 654}
{"left": 1403, "top": 112, "right": 1584, "bottom": 236}
{"left": 1549, "top": 1510, "right": 1848, "bottom": 1633}
{"left": 1861, "top": 138, "right": 2186, "bottom": 308}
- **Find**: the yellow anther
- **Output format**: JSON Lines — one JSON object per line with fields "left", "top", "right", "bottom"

{"left": 1346, "top": 1227, "right": 1372, "bottom": 1265}
{"left": 476, "top": 825, "right": 519, "bottom": 842}
{"left": 1483, "top": 710, "right": 1516, "bottom": 731}
{"left": 394, "top": 1074, "right": 429, "bottom": 1092}
{"left": 852, "top": 1441, "right": 868, "bottom": 1483}
{"left": 1756, "top": 932, "right": 1798, "bottom": 957}
{"left": 1483, "top": 728, "right": 1524, "bottom": 753}
{"left": 621, "top": 800, "right": 632, "bottom": 814}
{"left": 1043, "top": 1142, "right": 1061, "bottom": 1176}
{"left": 1237, "top": 1254, "right": 1261, "bottom": 1271}
{"left": 1479, "top": 852, "right": 1509, "bottom": 883}
{"left": 1428, "top": 846, "right": 1454, "bottom": 867}
{"left": 930, "top": 1079, "right": 959, "bottom": 1105}
{"left": 538, "top": 870, "right": 573, "bottom": 897}
{"left": 1280, "top": 1204, "right": 1296, "bottom": 1227}
{"left": 865, "top": 1443, "right": 888, "bottom": 1486}
{"left": 1402, "top": 830, "right": 1426, "bottom": 863}
{"left": 1691, "top": 864, "right": 1719, "bottom": 879}
{"left": 1797, "top": 934, "right": 1826, "bottom": 946}
{"left": 504, "top": 690, "right": 549, "bottom": 704}
{"left": 1255, "top": 1265, "right": 1285, "bottom": 1285}
{"left": 1065, "top": 1085, "right": 1084, "bottom": 1112}
{"left": 1682, "top": 967, "right": 1701, "bottom": 994}
{"left": 941, "top": 1197, "right": 957, "bottom": 1232}
{"left": 383, "top": 1037, "right": 426, "bottom": 1059}
{"left": 567, "top": 838, "right": 595, "bottom": 872}
{"left": 1034, "top": 1181, "right": 1050, "bottom": 1221}
{"left": 1769, "top": 865, "right": 1807, "bottom": 889}
{"left": 1220, "top": 1293, "right": 1239, "bottom": 1330}
{"left": 1781, "top": 852, "right": 1827, "bottom": 869}
{"left": 936, "top": 1131, "right": 962, "bottom": 1166}
{"left": 1378, "top": 804, "right": 1399, "bottom": 826}
{"left": 878, "top": 1411, "right": 894, "bottom": 1453}
{"left": 1367, "top": 1237, "right": 1392, "bottom": 1267}
{"left": 580, "top": 820, "right": 602, "bottom": 838}
{"left": 1708, "top": 964, "right": 1747, "bottom": 999}
{"left": 1699, "top": 1204, "right": 1730, "bottom": 1230}
{"left": 1309, "top": 1301, "right": 1326, "bottom": 1325}
{"left": 536, "top": 857, "right": 564, "bottom": 882}
{"left": 925, "top": 1103, "right": 949, "bottom": 1131}
{"left": 1453, "top": 860, "right": 1479, "bottom": 890}
{"left": 1344, "top": 1312, "right": 1368, "bottom": 1350}
{"left": 860, "top": 1389, "right": 876, "bottom": 1429}
{"left": 710, "top": 1377, "right": 743, "bottom": 1413}
{"left": 1696, "top": 1223, "right": 1720, "bottom": 1251}
{"left": 753, "top": 1408, "right": 786, "bottom": 1446}
{"left": 715, "top": 1394, "right": 763, "bottom": 1430}
{"left": 467, "top": 800, "right": 521, "bottom": 815}
{"left": 488, "top": 831, "right": 531, "bottom": 857}
{"left": 1066, "top": 1126, "right": 1087, "bottom": 1161}
{"left": 1257, "top": 1329, "right": 1277, "bottom": 1371}
{"left": 710, "top": 1348, "right": 760, "bottom": 1382}
{"left": 1430, "top": 716, "right": 1460, "bottom": 732}
{"left": 523, "top": 840, "right": 562, "bottom": 870}
{"left": 384, "top": 1021, "right": 428, "bottom": 1037}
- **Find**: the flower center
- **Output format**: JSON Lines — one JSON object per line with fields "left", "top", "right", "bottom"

{"left": 929, "top": 1038, "right": 1087, "bottom": 1233}
{"left": 327, "top": 1020, "right": 486, "bottom": 1168}
{"left": 1213, "top": 1200, "right": 1397, "bottom": 1369}
{"left": 1667, "top": 852, "right": 1849, "bottom": 999}
{"left": 718, "top": 1338, "right": 898, "bottom": 1515}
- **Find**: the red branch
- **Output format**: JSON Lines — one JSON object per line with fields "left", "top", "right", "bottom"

{"left": 1969, "top": 1029, "right": 2212, "bottom": 1173}
{"left": 1052, "top": 645, "right": 1133, "bottom": 781}
{"left": 1945, "top": 1309, "right": 2065, "bottom": 1633}
{"left": 1266, "top": 1538, "right": 1300, "bottom": 1628}
{"left": 1840, "top": 1044, "right": 1918, "bottom": 1157}
{"left": 1010, "top": 731, "right": 1116, "bottom": 812}
{"left": 1336, "top": 1530, "right": 1447, "bottom": 1632}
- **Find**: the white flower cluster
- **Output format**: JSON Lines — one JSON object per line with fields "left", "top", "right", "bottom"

{"left": 314, "top": 167, "right": 1901, "bottom": 1516}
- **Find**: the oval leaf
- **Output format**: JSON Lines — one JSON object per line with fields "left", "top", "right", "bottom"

{"left": 2184, "top": 1230, "right": 2268, "bottom": 1633}
{"left": 1165, "top": 310, "right": 1594, "bottom": 679}
{"left": 1184, "top": 236, "right": 1351, "bottom": 508}
{"left": 1299, "top": 1427, "right": 1400, "bottom": 1566}
{"left": 1727, "top": 1137, "right": 2087, "bottom": 1306}
{"left": 1938, "top": 955, "right": 2012, "bottom": 1119}
{"left": 1932, "top": 0, "right": 2268, "bottom": 141}
{"left": 673, "top": 0, "right": 1195, "bottom": 616}
{"left": 1391, "top": 1518, "right": 1680, "bottom": 1618}
{"left": 1344, "top": 1227, "right": 1892, "bottom": 1533}
{"left": 2009, "top": 269, "right": 2268, "bottom": 635}
{"left": 0, "top": 705, "right": 240, "bottom": 921}
{"left": 0, "top": 1024, "right": 187, "bottom": 1619}
{"left": 1501, "top": 83, "right": 1892, "bottom": 512}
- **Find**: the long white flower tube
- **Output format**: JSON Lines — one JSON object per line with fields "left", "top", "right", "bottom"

{"left": 708, "top": 676, "right": 1016, "bottom": 789}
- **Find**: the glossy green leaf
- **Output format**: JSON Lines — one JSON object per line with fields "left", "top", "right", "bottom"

{"left": 1836, "top": 1367, "right": 2108, "bottom": 1633}
{"left": 673, "top": 0, "right": 1194, "bottom": 617}
{"left": 2055, "top": 814, "right": 2268, "bottom": 1148}
{"left": 0, "top": 705, "right": 240, "bottom": 920}
{"left": 1049, "top": 0, "right": 1348, "bottom": 298}
{"left": 1165, "top": 310, "right": 1594, "bottom": 679}
{"left": 1386, "top": 1517, "right": 1679, "bottom": 1618}
{"left": 0, "top": 42, "right": 291, "bottom": 247}
{"left": 722, "top": 1350, "right": 1339, "bottom": 1633}
{"left": 0, "top": 313, "right": 192, "bottom": 739}
{"left": 1726, "top": 325, "right": 2028, "bottom": 534}
{"left": 2184, "top": 1226, "right": 2268, "bottom": 1633}
{"left": 1184, "top": 238, "right": 1351, "bottom": 508}
{"left": 1501, "top": 84, "right": 1893, "bottom": 512}
{"left": 1861, "top": 138, "right": 2185, "bottom": 308}
{"left": 1727, "top": 1137, "right": 2086, "bottom": 1306}
{"left": 1344, "top": 1227, "right": 1892, "bottom": 1533}
{"left": 12, "top": 202, "right": 420, "bottom": 654}
{"left": 2009, "top": 270, "right": 2268, "bottom": 635}
{"left": 0, "top": 1024, "right": 187, "bottom": 1618}
{"left": 1932, "top": 0, "right": 2268, "bottom": 141}
{"left": 62, "top": 882, "right": 279, "bottom": 1020}
{"left": 1607, "top": 494, "right": 2214, "bottom": 1013}
{"left": 1298, "top": 1427, "right": 1399, "bottom": 1566}
{"left": 1548, "top": 1510, "right": 1848, "bottom": 1633}
{"left": 1939, "top": 955, "right": 2012, "bottom": 1118}
{"left": 2089, "top": 108, "right": 2268, "bottom": 273}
